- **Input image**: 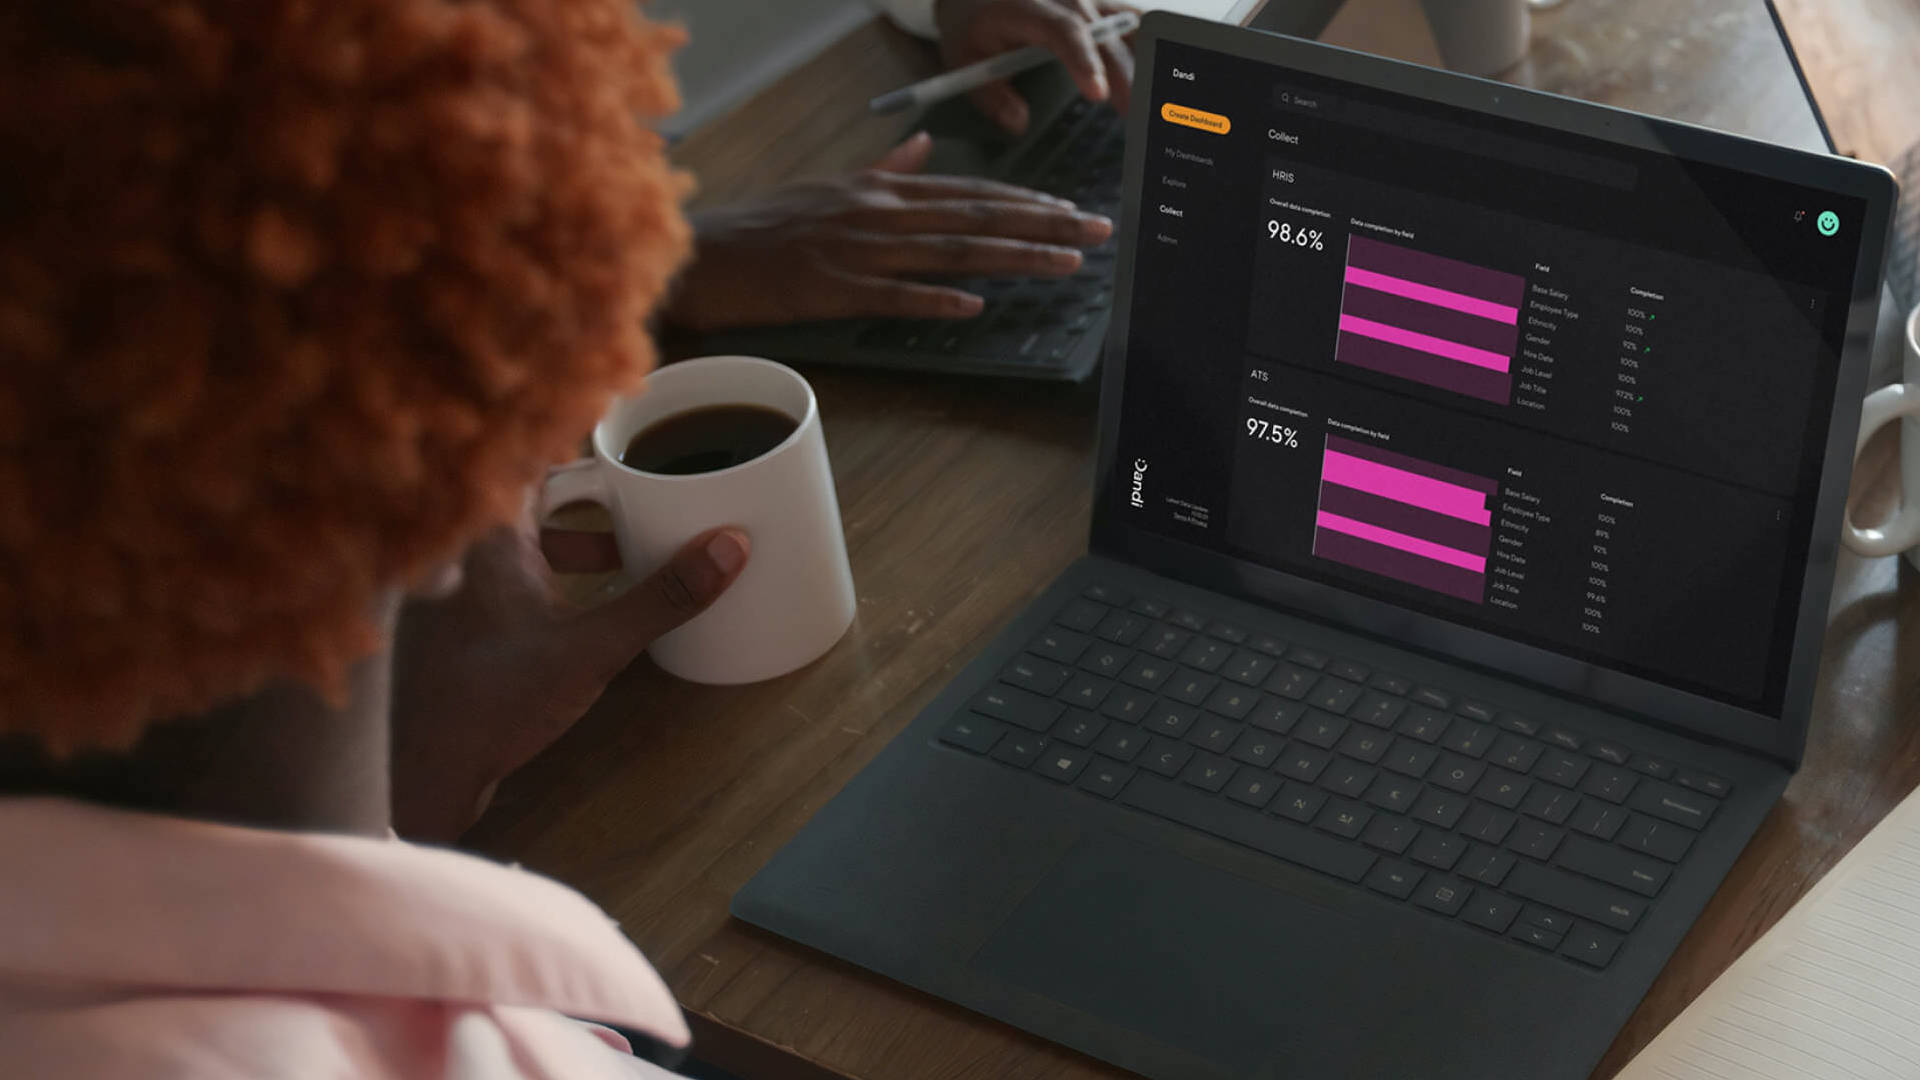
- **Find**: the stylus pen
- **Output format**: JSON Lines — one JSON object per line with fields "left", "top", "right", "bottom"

{"left": 868, "top": 10, "right": 1140, "bottom": 115}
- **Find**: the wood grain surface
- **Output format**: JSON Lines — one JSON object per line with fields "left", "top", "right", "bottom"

{"left": 469, "top": 4, "right": 1920, "bottom": 1078}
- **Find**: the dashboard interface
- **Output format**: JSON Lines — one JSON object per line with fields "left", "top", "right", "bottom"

{"left": 1111, "top": 40, "right": 1868, "bottom": 715}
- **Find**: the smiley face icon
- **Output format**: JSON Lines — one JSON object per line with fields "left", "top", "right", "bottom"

{"left": 1816, "top": 209, "right": 1840, "bottom": 236}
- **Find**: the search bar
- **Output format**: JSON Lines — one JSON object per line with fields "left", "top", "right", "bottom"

{"left": 1271, "top": 85, "right": 1637, "bottom": 190}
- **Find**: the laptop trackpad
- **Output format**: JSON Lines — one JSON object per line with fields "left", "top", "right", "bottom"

{"left": 971, "top": 833, "right": 1353, "bottom": 1075}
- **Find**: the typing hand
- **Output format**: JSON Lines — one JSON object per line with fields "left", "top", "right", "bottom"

{"left": 389, "top": 512, "right": 750, "bottom": 842}
{"left": 935, "top": 0, "right": 1136, "bottom": 133}
{"left": 661, "top": 132, "right": 1111, "bottom": 332}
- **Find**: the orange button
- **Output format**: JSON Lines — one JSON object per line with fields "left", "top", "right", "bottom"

{"left": 1160, "top": 103, "right": 1231, "bottom": 134}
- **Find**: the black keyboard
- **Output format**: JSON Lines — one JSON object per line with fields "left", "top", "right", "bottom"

{"left": 936, "top": 582, "right": 1733, "bottom": 972}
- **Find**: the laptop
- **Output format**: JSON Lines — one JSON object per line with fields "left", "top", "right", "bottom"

{"left": 733, "top": 14, "right": 1897, "bottom": 1080}
{"left": 687, "top": 4, "right": 1346, "bottom": 381}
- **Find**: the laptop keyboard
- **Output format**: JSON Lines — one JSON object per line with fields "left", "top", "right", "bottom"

{"left": 852, "top": 99, "right": 1123, "bottom": 371}
{"left": 936, "top": 582, "right": 1733, "bottom": 971}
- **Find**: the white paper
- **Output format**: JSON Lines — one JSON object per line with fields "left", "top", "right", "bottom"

{"left": 1615, "top": 784, "right": 1920, "bottom": 1080}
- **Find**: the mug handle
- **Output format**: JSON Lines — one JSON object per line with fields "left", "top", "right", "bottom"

{"left": 1842, "top": 383, "right": 1920, "bottom": 557}
{"left": 539, "top": 457, "right": 610, "bottom": 522}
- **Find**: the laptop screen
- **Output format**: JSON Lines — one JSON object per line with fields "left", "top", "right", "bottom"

{"left": 1109, "top": 38, "right": 1870, "bottom": 717}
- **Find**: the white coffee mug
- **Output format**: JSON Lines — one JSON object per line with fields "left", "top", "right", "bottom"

{"left": 1420, "top": 0, "right": 1530, "bottom": 76}
{"left": 542, "top": 355, "right": 857, "bottom": 683}
{"left": 1842, "top": 304, "right": 1920, "bottom": 568}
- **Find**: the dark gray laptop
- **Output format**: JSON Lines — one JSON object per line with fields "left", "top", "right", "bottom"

{"left": 734, "top": 15, "right": 1897, "bottom": 1079}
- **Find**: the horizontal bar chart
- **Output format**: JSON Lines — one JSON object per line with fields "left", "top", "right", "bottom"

{"left": 1335, "top": 235, "right": 1526, "bottom": 405}
{"left": 1313, "top": 435, "right": 1496, "bottom": 603}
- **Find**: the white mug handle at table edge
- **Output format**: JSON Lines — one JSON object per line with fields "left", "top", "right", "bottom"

{"left": 540, "top": 457, "right": 609, "bottom": 524}
{"left": 1842, "top": 382, "right": 1920, "bottom": 557}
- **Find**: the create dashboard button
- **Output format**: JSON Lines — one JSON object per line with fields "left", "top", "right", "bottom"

{"left": 1160, "top": 103, "right": 1231, "bottom": 134}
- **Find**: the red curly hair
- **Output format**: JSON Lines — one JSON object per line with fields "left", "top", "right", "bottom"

{"left": 0, "top": 0, "right": 691, "bottom": 751}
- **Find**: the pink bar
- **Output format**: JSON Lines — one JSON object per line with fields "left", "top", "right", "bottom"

{"left": 1316, "top": 511, "right": 1488, "bottom": 574}
{"left": 1321, "top": 451, "right": 1493, "bottom": 525}
{"left": 1344, "top": 266, "right": 1520, "bottom": 324}
{"left": 1338, "top": 314, "right": 1512, "bottom": 373}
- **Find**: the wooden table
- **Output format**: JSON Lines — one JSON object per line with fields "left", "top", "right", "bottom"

{"left": 469, "top": 4, "right": 1920, "bottom": 1078}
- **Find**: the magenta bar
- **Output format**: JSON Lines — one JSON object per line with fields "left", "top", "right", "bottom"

{"left": 1344, "top": 267, "right": 1520, "bottom": 325}
{"left": 1346, "top": 234, "right": 1526, "bottom": 307}
{"left": 1314, "top": 529, "right": 1487, "bottom": 604}
{"left": 1321, "top": 450, "right": 1492, "bottom": 524}
{"left": 1317, "top": 483, "right": 1492, "bottom": 555}
{"left": 1316, "top": 511, "right": 1487, "bottom": 573}
{"left": 1324, "top": 434, "right": 1502, "bottom": 495}
{"left": 1335, "top": 333, "right": 1513, "bottom": 406}
{"left": 1341, "top": 284, "right": 1521, "bottom": 355}
{"left": 1339, "top": 314, "right": 1512, "bottom": 372}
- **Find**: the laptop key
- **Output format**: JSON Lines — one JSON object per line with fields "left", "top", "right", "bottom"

{"left": 1523, "top": 905, "right": 1574, "bottom": 935}
{"left": 1365, "top": 859, "right": 1423, "bottom": 899}
{"left": 1520, "top": 784, "right": 1579, "bottom": 825}
{"left": 991, "top": 732, "right": 1048, "bottom": 768}
{"left": 1272, "top": 783, "right": 1326, "bottom": 823}
{"left": 1462, "top": 891, "right": 1520, "bottom": 933}
{"left": 1628, "top": 779, "right": 1717, "bottom": 830}
{"left": 1082, "top": 583, "right": 1128, "bottom": 606}
{"left": 939, "top": 715, "right": 1005, "bottom": 754}
{"left": 1339, "top": 726, "right": 1391, "bottom": 764}
{"left": 1534, "top": 750, "right": 1590, "bottom": 788}
{"left": 1307, "top": 677, "right": 1363, "bottom": 714}
{"left": 1410, "top": 789, "right": 1468, "bottom": 829}
{"left": 1277, "top": 744, "right": 1332, "bottom": 783}
{"left": 1057, "top": 600, "right": 1108, "bottom": 632}
{"left": 1363, "top": 816, "right": 1420, "bottom": 855}
{"left": 1508, "top": 820, "right": 1565, "bottom": 861}
{"left": 1181, "top": 752, "right": 1235, "bottom": 793}
{"left": 1385, "top": 740, "right": 1440, "bottom": 779}
{"left": 1225, "top": 769, "right": 1280, "bottom": 809}
{"left": 1141, "top": 737, "right": 1194, "bottom": 777}
{"left": 1365, "top": 775, "right": 1421, "bottom": 815}
{"left": 972, "top": 685, "right": 1062, "bottom": 731}
{"left": 1030, "top": 628, "right": 1090, "bottom": 664}
{"left": 1078, "top": 642, "right": 1129, "bottom": 677}
{"left": 1475, "top": 768, "right": 1532, "bottom": 809}
{"left": 1058, "top": 673, "right": 1112, "bottom": 709}
{"left": 1329, "top": 658, "right": 1370, "bottom": 683}
{"left": 1165, "top": 669, "right": 1219, "bottom": 705}
{"left": 1556, "top": 834, "right": 1670, "bottom": 897}
{"left": 1229, "top": 729, "right": 1285, "bottom": 769}
{"left": 1491, "top": 734, "right": 1543, "bottom": 772}
{"left": 1168, "top": 609, "right": 1208, "bottom": 632}
{"left": 1004, "top": 655, "right": 1071, "bottom": 695}
{"left": 1207, "top": 621, "right": 1247, "bottom": 644}
{"left": 1248, "top": 696, "right": 1306, "bottom": 735}
{"left": 1288, "top": 647, "right": 1329, "bottom": 670}
{"left": 1496, "top": 712, "right": 1538, "bottom": 735}
{"left": 1350, "top": 691, "right": 1406, "bottom": 729}
{"left": 1440, "top": 720, "right": 1494, "bottom": 758}
{"left": 1120, "top": 774, "right": 1377, "bottom": 882}
{"left": 1458, "top": 844, "right": 1517, "bottom": 887}
{"left": 1319, "top": 758, "right": 1375, "bottom": 799}
{"left": 1543, "top": 728, "right": 1584, "bottom": 753}
{"left": 1076, "top": 757, "right": 1132, "bottom": 799}
{"left": 1316, "top": 799, "right": 1373, "bottom": 839}
{"left": 1203, "top": 683, "right": 1257, "bottom": 720}
{"left": 1414, "top": 876, "right": 1471, "bottom": 916}
{"left": 1559, "top": 924, "right": 1622, "bottom": 969}
{"left": 1676, "top": 769, "right": 1731, "bottom": 798}
{"left": 1118, "top": 654, "right": 1173, "bottom": 692}
{"left": 1410, "top": 829, "right": 1467, "bottom": 871}
{"left": 1629, "top": 754, "right": 1673, "bottom": 779}
{"left": 1460, "top": 804, "right": 1517, "bottom": 845}
{"left": 1093, "top": 725, "right": 1147, "bottom": 762}
{"left": 1456, "top": 700, "right": 1498, "bottom": 724}
{"left": 1411, "top": 686, "right": 1453, "bottom": 710}
{"left": 1188, "top": 719, "right": 1242, "bottom": 755}
{"left": 1397, "top": 705, "right": 1451, "bottom": 744}
{"left": 1580, "top": 764, "right": 1638, "bottom": 804}
{"left": 1266, "top": 663, "right": 1320, "bottom": 700}
{"left": 1222, "top": 649, "right": 1277, "bottom": 687}
{"left": 1144, "top": 625, "right": 1192, "bottom": 659}
{"left": 1619, "top": 813, "right": 1695, "bottom": 863}
{"left": 1050, "top": 710, "right": 1105, "bottom": 747}
{"left": 1144, "top": 702, "right": 1199, "bottom": 739}
{"left": 1248, "top": 633, "right": 1288, "bottom": 657}
{"left": 1586, "top": 740, "right": 1631, "bottom": 766}
{"left": 1177, "top": 637, "right": 1231, "bottom": 673}
{"left": 1568, "top": 799, "right": 1629, "bottom": 842}
{"left": 1504, "top": 861, "right": 1645, "bottom": 932}
{"left": 1510, "top": 923, "right": 1563, "bottom": 951}
{"left": 1369, "top": 672, "right": 1414, "bottom": 696}
{"left": 1035, "top": 746, "right": 1092, "bottom": 783}
{"left": 1094, "top": 610, "right": 1149, "bottom": 646}
{"left": 1296, "top": 710, "right": 1349, "bottom": 749}
{"left": 1130, "top": 596, "right": 1170, "bottom": 619}
{"left": 1101, "top": 686, "right": 1153, "bottom": 724}
{"left": 1431, "top": 754, "right": 1486, "bottom": 794}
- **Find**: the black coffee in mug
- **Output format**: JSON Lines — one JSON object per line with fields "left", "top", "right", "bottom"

{"left": 619, "top": 403, "right": 798, "bottom": 475}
